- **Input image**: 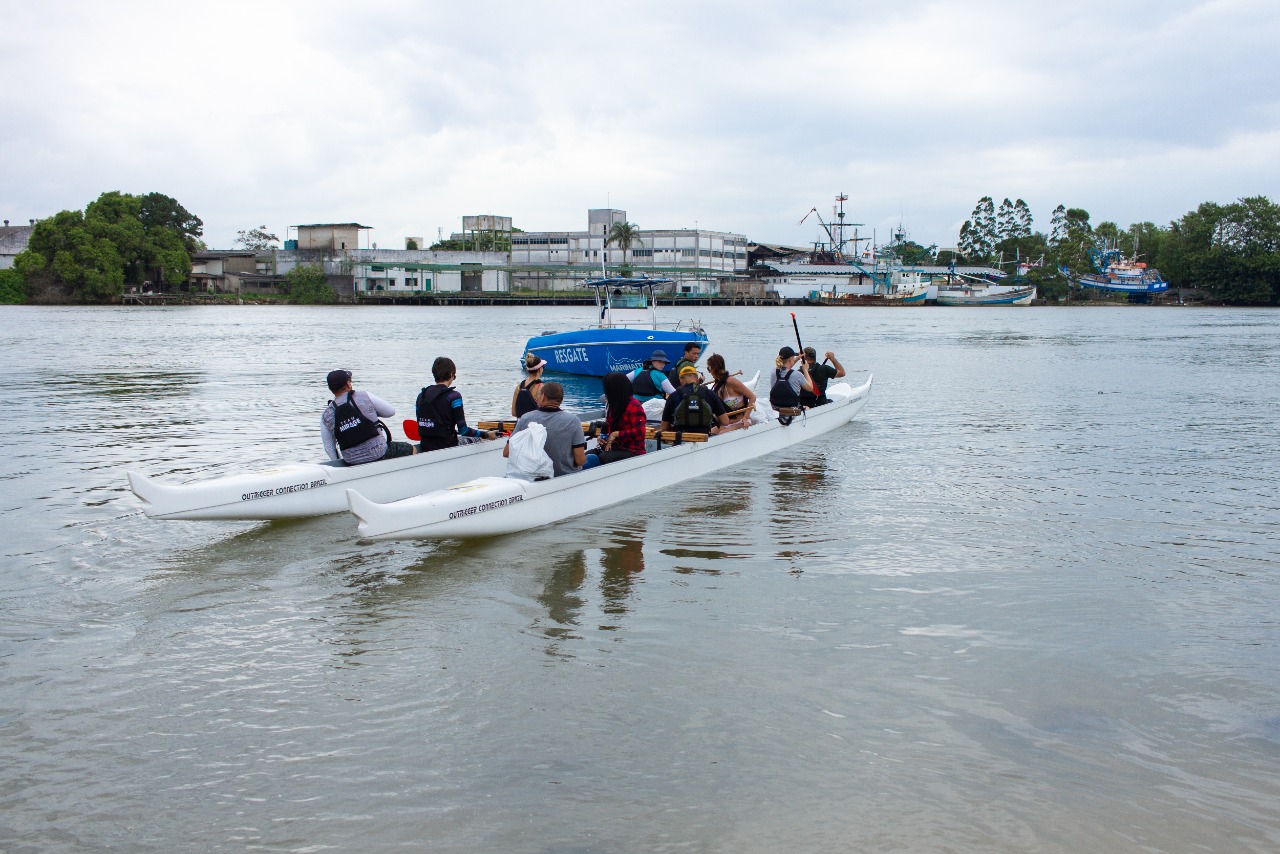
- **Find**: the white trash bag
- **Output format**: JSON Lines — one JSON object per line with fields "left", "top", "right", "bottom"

{"left": 641, "top": 398, "right": 666, "bottom": 421}
{"left": 505, "top": 421, "right": 554, "bottom": 481}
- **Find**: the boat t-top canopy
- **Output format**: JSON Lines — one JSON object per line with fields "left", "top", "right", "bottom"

{"left": 583, "top": 276, "right": 674, "bottom": 289}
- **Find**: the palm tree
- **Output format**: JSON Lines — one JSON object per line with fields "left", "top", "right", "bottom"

{"left": 607, "top": 221, "right": 643, "bottom": 272}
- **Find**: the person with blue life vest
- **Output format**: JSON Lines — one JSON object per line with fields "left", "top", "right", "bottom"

{"left": 321, "top": 369, "right": 417, "bottom": 464}
{"left": 660, "top": 365, "right": 730, "bottom": 435}
{"left": 629, "top": 349, "right": 676, "bottom": 401}
{"left": 768, "top": 346, "right": 814, "bottom": 416}
{"left": 416, "top": 356, "right": 499, "bottom": 452}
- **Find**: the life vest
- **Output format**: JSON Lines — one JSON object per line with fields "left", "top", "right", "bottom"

{"left": 331, "top": 393, "right": 383, "bottom": 453}
{"left": 416, "top": 385, "right": 458, "bottom": 448}
{"left": 630, "top": 366, "right": 666, "bottom": 397}
{"left": 671, "top": 386, "right": 716, "bottom": 432}
{"left": 769, "top": 368, "right": 801, "bottom": 409}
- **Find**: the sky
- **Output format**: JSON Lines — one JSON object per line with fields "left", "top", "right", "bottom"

{"left": 2, "top": 0, "right": 1278, "bottom": 252}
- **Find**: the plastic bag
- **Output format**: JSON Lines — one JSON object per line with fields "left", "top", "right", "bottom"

{"left": 505, "top": 421, "right": 554, "bottom": 481}
{"left": 641, "top": 398, "right": 666, "bottom": 421}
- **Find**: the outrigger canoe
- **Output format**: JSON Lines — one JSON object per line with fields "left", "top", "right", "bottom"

{"left": 127, "top": 438, "right": 510, "bottom": 521}
{"left": 347, "top": 375, "right": 873, "bottom": 540}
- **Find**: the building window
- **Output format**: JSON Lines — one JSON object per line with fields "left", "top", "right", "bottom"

{"left": 681, "top": 249, "right": 696, "bottom": 257}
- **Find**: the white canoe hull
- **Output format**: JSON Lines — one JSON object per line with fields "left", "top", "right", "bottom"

{"left": 128, "top": 439, "right": 510, "bottom": 521}
{"left": 348, "top": 376, "right": 873, "bottom": 540}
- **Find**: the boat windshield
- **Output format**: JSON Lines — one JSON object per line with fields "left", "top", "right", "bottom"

{"left": 609, "top": 289, "right": 648, "bottom": 309}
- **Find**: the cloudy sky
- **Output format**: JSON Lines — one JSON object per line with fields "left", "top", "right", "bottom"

{"left": 2, "top": 0, "right": 1277, "bottom": 251}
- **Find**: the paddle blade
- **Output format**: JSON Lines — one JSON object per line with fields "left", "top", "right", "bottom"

{"left": 402, "top": 418, "right": 420, "bottom": 441}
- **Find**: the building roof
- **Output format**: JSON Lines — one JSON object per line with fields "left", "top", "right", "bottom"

{"left": 193, "top": 250, "right": 258, "bottom": 259}
{"left": 293, "top": 223, "right": 372, "bottom": 229}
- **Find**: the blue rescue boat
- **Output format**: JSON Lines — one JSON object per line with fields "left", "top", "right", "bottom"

{"left": 522, "top": 277, "right": 709, "bottom": 376}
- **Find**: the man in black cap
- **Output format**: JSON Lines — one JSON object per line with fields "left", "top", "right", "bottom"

{"left": 628, "top": 349, "right": 676, "bottom": 401}
{"left": 798, "top": 347, "right": 846, "bottom": 406}
{"left": 321, "top": 370, "right": 417, "bottom": 464}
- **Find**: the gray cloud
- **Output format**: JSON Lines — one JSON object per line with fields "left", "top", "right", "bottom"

{"left": 1, "top": 0, "right": 1277, "bottom": 250}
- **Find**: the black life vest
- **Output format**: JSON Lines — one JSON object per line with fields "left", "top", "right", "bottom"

{"left": 416, "top": 385, "right": 458, "bottom": 448}
{"left": 514, "top": 378, "right": 542, "bottom": 418}
{"left": 769, "top": 368, "right": 801, "bottom": 409}
{"left": 631, "top": 366, "right": 664, "bottom": 397}
{"left": 671, "top": 386, "right": 715, "bottom": 432}
{"left": 331, "top": 393, "right": 383, "bottom": 453}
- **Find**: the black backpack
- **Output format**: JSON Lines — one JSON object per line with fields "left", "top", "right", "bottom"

{"left": 671, "top": 387, "right": 715, "bottom": 431}
{"left": 769, "top": 369, "right": 800, "bottom": 409}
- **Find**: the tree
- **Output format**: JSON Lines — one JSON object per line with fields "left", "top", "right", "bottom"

{"left": 13, "top": 191, "right": 197, "bottom": 302}
{"left": 0, "top": 268, "right": 25, "bottom": 304}
{"left": 284, "top": 264, "right": 337, "bottom": 304}
{"left": 996, "top": 198, "right": 1016, "bottom": 244}
{"left": 1048, "top": 205, "right": 1067, "bottom": 247}
{"left": 139, "top": 193, "right": 203, "bottom": 253}
{"left": 1159, "top": 197, "right": 1280, "bottom": 304}
{"left": 607, "top": 221, "right": 644, "bottom": 268}
{"left": 235, "top": 225, "right": 279, "bottom": 250}
{"left": 958, "top": 197, "right": 996, "bottom": 261}
{"left": 1013, "top": 199, "right": 1033, "bottom": 239}
{"left": 405, "top": 238, "right": 419, "bottom": 250}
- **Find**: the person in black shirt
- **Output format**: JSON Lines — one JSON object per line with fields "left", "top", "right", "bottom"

{"left": 798, "top": 347, "right": 846, "bottom": 406}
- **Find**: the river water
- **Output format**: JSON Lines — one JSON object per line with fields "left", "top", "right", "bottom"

{"left": 2, "top": 304, "right": 1278, "bottom": 853}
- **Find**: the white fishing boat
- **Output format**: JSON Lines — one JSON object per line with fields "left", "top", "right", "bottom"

{"left": 127, "top": 439, "right": 510, "bottom": 521}
{"left": 347, "top": 376, "right": 873, "bottom": 540}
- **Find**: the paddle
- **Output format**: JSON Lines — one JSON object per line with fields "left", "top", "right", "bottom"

{"left": 402, "top": 419, "right": 420, "bottom": 441}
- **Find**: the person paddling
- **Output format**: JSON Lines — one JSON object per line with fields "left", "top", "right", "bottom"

{"left": 798, "top": 346, "right": 845, "bottom": 407}
{"left": 416, "top": 356, "right": 499, "bottom": 452}
{"left": 660, "top": 365, "right": 730, "bottom": 435}
{"left": 321, "top": 369, "right": 416, "bottom": 465}
{"left": 768, "top": 346, "right": 814, "bottom": 418}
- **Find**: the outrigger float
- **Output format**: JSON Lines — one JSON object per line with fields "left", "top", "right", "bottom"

{"left": 347, "top": 376, "right": 873, "bottom": 541}
{"left": 127, "top": 438, "right": 513, "bottom": 521}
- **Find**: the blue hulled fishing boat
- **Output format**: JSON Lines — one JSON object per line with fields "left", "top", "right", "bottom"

{"left": 1069, "top": 248, "right": 1169, "bottom": 296}
{"left": 521, "top": 277, "right": 708, "bottom": 376}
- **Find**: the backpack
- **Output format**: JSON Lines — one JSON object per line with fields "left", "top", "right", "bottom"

{"left": 671, "top": 387, "right": 715, "bottom": 432}
{"left": 769, "top": 369, "right": 801, "bottom": 409}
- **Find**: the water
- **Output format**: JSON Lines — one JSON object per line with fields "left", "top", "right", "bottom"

{"left": 2, "top": 304, "right": 1278, "bottom": 853}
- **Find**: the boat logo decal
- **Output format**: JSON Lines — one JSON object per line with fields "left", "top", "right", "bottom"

{"left": 449, "top": 493, "right": 523, "bottom": 520}
{"left": 242, "top": 478, "right": 328, "bottom": 502}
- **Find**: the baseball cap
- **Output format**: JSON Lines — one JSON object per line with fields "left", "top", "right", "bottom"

{"left": 778, "top": 346, "right": 797, "bottom": 360}
{"left": 326, "top": 369, "right": 352, "bottom": 393}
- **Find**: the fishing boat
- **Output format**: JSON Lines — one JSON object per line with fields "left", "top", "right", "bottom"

{"left": 522, "top": 276, "right": 708, "bottom": 376}
{"left": 936, "top": 284, "right": 1036, "bottom": 306}
{"left": 1071, "top": 249, "right": 1169, "bottom": 295}
{"left": 127, "top": 438, "right": 512, "bottom": 521}
{"left": 346, "top": 376, "right": 873, "bottom": 541}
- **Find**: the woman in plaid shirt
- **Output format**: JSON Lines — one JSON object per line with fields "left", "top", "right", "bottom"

{"left": 583, "top": 372, "right": 648, "bottom": 469}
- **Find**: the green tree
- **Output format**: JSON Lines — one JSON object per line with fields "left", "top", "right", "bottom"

{"left": 0, "top": 268, "right": 25, "bottom": 304}
{"left": 958, "top": 197, "right": 996, "bottom": 261}
{"left": 1159, "top": 197, "right": 1280, "bottom": 304}
{"left": 13, "top": 191, "right": 197, "bottom": 302}
{"left": 405, "top": 238, "right": 419, "bottom": 250}
{"left": 139, "top": 192, "right": 204, "bottom": 253}
{"left": 607, "top": 221, "right": 644, "bottom": 268}
{"left": 284, "top": 264, "right": 337, "bottom": 304}
{"left": 235, "top": 225, "right": 279, "bottom": 250}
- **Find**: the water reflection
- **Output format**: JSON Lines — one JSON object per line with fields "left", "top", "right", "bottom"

{"left": 599, "top": 534, "right": 644, "bottom": 622}
{"left": 533, "top": 528, "right": 647, "bottom": 651}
